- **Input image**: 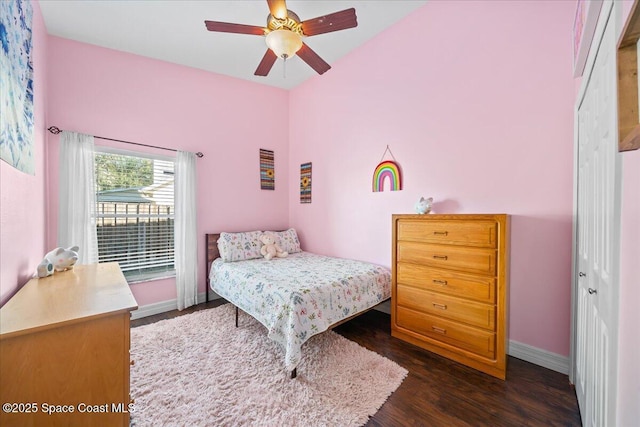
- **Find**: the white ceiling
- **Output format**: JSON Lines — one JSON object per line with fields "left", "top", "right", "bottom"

{"left": 39, "top": 0, "right": 427, "bottom": 90}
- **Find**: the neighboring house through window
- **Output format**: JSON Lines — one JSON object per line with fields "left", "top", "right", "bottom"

{"left": 94, "top": 148, "right": 175, "bottom": 282}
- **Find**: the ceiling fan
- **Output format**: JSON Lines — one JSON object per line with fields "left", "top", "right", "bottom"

{"left": 204, "top": 0, "right": 358, "bottom": 76}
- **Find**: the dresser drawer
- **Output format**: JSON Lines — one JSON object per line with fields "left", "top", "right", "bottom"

{"left": 397, "top": 241, "right": 496, "bottom": 276}
{"left": 397, "top": 220, "right": 497, "bottom": 248}
{"left": 396, "top": 306, "right": 496, "bottom": 359}
{"left": 396, "top": 262, "right": 496, "bottom": 303}
{"left": 397, "top": 284, "right": 495, "bottom": 330}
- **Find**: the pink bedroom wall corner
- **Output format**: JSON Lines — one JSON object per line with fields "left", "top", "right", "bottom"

{"left": 0, "top": 0, "right": 49, "bottom": 306}
{"left": 288, "top": 0, "right": 576, "bottom": 357}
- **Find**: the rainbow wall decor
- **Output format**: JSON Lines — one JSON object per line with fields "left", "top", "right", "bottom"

{"left": 372, "top": 160, "right": 402, "bottom": 192}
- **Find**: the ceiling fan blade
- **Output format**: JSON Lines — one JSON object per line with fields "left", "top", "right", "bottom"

{"left": 301, "top": 8, "right": 357, "bottom": 36}
{"left": 255, "top": 49, "right": 278, "bottom": 76}
{"left": 267, "top": 0, "right": 288, "bottom": 20}
{"left": 204, "top": 21, "right": 266, "bottom": 36}
{"left": 297, "top": 43, "right": 331, "bottom": 75}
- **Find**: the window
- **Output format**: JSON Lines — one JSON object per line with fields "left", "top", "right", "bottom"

{"left": 94, "top": 148, "right": 175, "bottom": 282}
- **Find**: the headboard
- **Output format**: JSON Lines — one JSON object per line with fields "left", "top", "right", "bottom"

{"left": 205, "top": 231, "right": 288, "bottom": 302}
{"left": 205, "top": 233, "right": 221, "bottom": 303}
{"left": 206, "top": 233, "right": 221, "bottom": 267}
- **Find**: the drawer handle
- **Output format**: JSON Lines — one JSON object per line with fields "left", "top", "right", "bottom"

{"left": 432, "top": 326, "right": 446, "bottom": 334}
{"left": 433, "top": 255, "right": 448, "bottom": 260}
{"left": 433, "top": 231, "right": 448, "bottom": 236}
{"left": 433, "top": 279, "right": 448, "bottom": 285}
{"left": 432, "top": 303, "right": 447, "bottom": 310}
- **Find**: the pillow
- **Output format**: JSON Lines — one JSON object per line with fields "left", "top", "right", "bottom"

{"left": 271, "top": 228, "right": 301, "bottom": 254}
{"left": 217, "top": 231, "right": 263, "bottom": 262}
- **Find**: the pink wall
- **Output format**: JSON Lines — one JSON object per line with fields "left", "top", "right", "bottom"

{"left": 0, "top": 1, "right": 48, "bottom": 306}
{"left": 616, "top": 1, "right": 639, "bottom": 423}
{"left": 289, "top": 0, "right": 576, "bottom": 356}
{"left": 46, "top": 37, "right": 289, "bottom": 306}
{"left": 617, "top": 150, "right": 640, "bottom": 426}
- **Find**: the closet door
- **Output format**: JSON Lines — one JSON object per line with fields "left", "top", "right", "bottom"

{"left": 575, "top": 3, "right": 621, "bottom": 426}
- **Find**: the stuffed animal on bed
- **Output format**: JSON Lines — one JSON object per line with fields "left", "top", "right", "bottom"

{"left": 260, "top": 232, "right": 288, "bottom": 260}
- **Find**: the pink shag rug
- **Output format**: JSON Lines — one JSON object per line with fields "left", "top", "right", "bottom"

{"left": 130, "top": 303, "right": 407, "bottom": 426}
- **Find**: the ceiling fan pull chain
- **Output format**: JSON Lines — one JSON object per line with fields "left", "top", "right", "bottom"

{"left": 283, "top": 55, "right": 287, "bottom": 78}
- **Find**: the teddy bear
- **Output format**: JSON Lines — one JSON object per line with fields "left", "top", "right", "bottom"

{"left": 37, "top": 246, "right": 80, "bottom": 278}
{"left": 260, "top": 233, "right": 288, "bottom": 260}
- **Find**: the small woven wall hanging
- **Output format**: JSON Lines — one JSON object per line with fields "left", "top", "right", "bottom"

{"left": 372, "top": 145, "right": 402, "bottom": 192}
{"left": 300, "top": 162, "right": 312, "bottom": 203}
{"left": 260, "top": 149, "right": 275, "bottom": 190}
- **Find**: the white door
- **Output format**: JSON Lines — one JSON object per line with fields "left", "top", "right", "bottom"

{"left": 575, "top": 3, "right": 621, "bottom": 426}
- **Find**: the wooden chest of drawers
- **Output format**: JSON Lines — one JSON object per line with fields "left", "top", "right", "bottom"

{"left": 391, "top": 214, "right": 509, "bottom": 379}
{"left": 0, "top": 263, "right": 138, "bottom": 426}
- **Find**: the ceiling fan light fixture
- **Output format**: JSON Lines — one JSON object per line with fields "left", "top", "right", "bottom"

{"left": 266, "top": 29, "right": 302, "bottom": 59}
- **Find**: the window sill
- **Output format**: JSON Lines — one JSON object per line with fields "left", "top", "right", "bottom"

{"left": 126, "top": 271, "right": 176, "bottom": 285}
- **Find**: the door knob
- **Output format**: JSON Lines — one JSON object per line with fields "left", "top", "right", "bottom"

{"left": 588, "top": 288, "right": 597, "bottom": 294}
{"left": 579, "top": 272, "right": 587, "bottom": 277}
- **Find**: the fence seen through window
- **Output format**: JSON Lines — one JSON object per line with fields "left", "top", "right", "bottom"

{"left": 95, "top": 151, "right": 175, "bottom": 282}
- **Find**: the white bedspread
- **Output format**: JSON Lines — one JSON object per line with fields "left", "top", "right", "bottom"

{"left": 209, "top": 251, "right": 391, "bottom": 371}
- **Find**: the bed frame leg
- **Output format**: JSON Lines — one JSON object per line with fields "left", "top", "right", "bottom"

{"left": 231, "top": 302, "right": 297, "bottom": 379}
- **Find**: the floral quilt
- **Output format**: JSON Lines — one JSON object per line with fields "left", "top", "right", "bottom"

{"left": 209, "top": 252, "right": 391, "bottom": 371}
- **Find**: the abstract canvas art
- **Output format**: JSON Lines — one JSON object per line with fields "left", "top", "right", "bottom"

{"left": 0, "top": 0, "right": 35, "bottom": 175}
{"left": 259, "top": 149, "right": 274, "bottom": 190}
{"left": 300, "top": 162, "right": 312, "bottom": 203}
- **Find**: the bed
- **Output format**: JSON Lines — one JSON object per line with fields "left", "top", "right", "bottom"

{"left": 205, "top": 230, "right": 391, "bottom": 378}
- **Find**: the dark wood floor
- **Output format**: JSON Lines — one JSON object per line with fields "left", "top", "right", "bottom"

{"left": 132, "top": 300, "right": 582, "bottom": 427}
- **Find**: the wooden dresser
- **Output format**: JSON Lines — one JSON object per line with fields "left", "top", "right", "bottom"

{"left": 0, "top": 263, "right": 138, "bottom": 426}
{"left": 391, "top": 214, "right": 509, "bottom": 379}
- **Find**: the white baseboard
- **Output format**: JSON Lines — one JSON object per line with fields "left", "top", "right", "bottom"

{"left": 508, "top": 340, "right": 569, "bottom": 375}
{"left": 130, "top": 291, "right": 221, "bottom": 320}
{"left": 131, "top": 297, "right": 569, "bottom": 376}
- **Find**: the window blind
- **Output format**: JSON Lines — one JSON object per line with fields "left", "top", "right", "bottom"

{"left": 94, "top": 151, "right": 175, "bottom": 282}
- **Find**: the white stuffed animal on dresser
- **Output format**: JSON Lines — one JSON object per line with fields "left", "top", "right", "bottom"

{"left": 414, "top": 197, "right": 433, "bottom": 214}
{"left": 37, "top": 246, "right": 80, "bottom": 278}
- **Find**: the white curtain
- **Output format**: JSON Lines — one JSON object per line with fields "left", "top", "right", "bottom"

{"left": 175, "top": 151, "right": 198, "bottom": 310}
{"left": 58, "top": 131, "right": 98, "bottom": 264}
